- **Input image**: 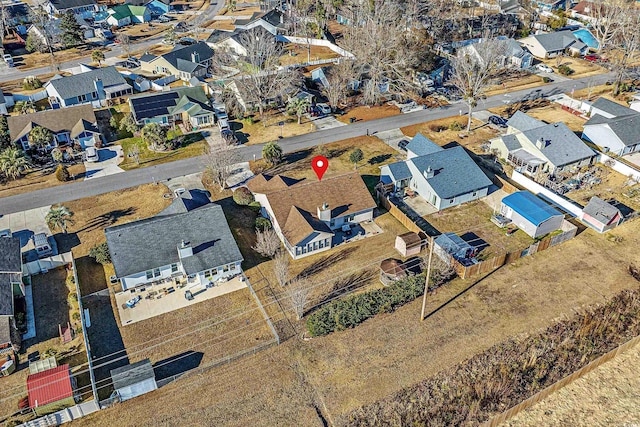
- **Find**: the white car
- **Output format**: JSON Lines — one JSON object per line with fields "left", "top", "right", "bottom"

{"left": 316, "top": 103, "right": 332, "bottom": 115}
{"left": 85, "top": 147, "right": 99, "bottom": 162}
{"left": 536, "top": 64, "right": 554, "bottom": 73}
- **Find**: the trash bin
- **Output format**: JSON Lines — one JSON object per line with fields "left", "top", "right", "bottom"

{"left": 349, "top": 117, "right": 356, "bottom": 123}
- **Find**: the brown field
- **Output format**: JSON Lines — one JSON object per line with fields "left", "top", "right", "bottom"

{"left": 220, "top": 5, "right": 261, "bottom": 16}
{"left": 120, "top": 22, "right": 168, "bottom": 39}
{"left": 401, "top": 116, "right": 499, "bottom": 153}
{"left": 15, "top": 47, "right": 95, "bottom": 71}
{"left": 279, "top": 44, "right": 340, "bottom": 66}
{"left": 61, "top": 184, "right": 172, "bottom": 296}
{"left": 0, "top": 163, "right": 86, "bottom": 199}
{"left": 570, "top": 82, "right": 638, "bottom": 103}
{"left": 73, "top": 217, "right": 640, "bottom": 426}
{"left": 233, "top": 111, "right": 317, "bottom": 145}
{"left": 205, "top": 19, "right": 236, "bottom": 30}
{"left": 505, "top": 343, "right": 640, "bottom": 427}
{"left": 0, "top": 72, "right": 62, "bottom": 94}
{"left": 540, "top": 57, "right": 606, "bottom": 79}
{"left": 485, "top": 73, "right": 544, "bottom": 97}
{"left": 489, "top": 103, "right": 587, "bottom": 132}
{"left": 337, "top": 104, "right": 401, "bottom": 124}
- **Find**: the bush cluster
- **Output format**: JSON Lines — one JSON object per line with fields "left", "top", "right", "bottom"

{"left": 448, "top": 121, "right": 464, "bottom": 131}
{"left": 306, "top": 274, "right": 425, "bottom": 336}
{"left": 558, "top": 64, "right": 575, "bottom": 76}
{"left": 233, "top": 187, "right": 254, "bottom": 205}
{"left": 55, "top": 164, "right": 70, "bottom": 182}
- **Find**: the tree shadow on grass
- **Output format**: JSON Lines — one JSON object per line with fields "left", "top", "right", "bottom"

{"left": 54, "top": 232, "right": 81, "bottom": 253}
{"left": 368, "top": 154, "right": 392, "bottom": 165}
{"left": 78, "top": 207, "right": 138, "bottom": 232}
{"left": 295, "top": 247, "right": 358, "bottom": 279}
{"left": 304, "top": 269, "right": 375, "bottom": 317}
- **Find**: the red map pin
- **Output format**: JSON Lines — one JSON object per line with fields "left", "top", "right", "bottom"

{"left": 311, "top": 155, "right": 329, "bottom": 181}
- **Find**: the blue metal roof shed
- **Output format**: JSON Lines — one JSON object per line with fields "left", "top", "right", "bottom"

{"left": 501, "top": 191, "right": 564, "bottom": 238}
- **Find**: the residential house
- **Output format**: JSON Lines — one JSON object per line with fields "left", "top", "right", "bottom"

{"left": 518, "top": 30, "right": 588, "bottom": 59}
{"left": 0, "top": 236, "right": 23, "bottom": 358}
{"left": 139, "top": 42, "right": 214, "bottom": 81}
{"left": 110, "top": 359, "right": 157, "bottom": 402}
{"left": 106, "top": 4, "right": 150, "bottom": 27}
{"left": 45, "top": 66, "right": 132, "bottom": 108}
{"left": 1, "top": 0, "right": 30, "bottom": 27}
{"left": 27, "top": 365, "right": 77, "bottom": 416}
{"left": 582, "top": 98, "right": 640, "bottom": 156}
{"left": 225, "top": 80, "right": 284, "bottom": 112}
{"left": 581, "top": 196, "right": 622, "bottom": 233}
{"left": 500, "top": 191, "right": 564, "bottom": 238}
{"left": 461, "top": 37, "right": 533, "bottom": 70}
{"left": 45, "top": 0, "right": 100, "bottom": 19}
{"left": 105, "top": 190, "right": 244, "bottom": 291}
{"left": 234, "top": 9, "right": 287, "bottom": 35}
{"left": 490, "top": 111, "right": 595, "bottom": 176}
{"left": 247, "top": 173, "right": 377, "bottom": 259}
{"left": 206, "top": 29, "right": 248, "bottom": 57}
{"left": 146, "top": 0, "right": 171, "bottom": 15}
{"left": 7, "top": 104, "right": 102, "bottom": 150}
{"left": 533, "top": 0, "right": 572, "bottom": 11}
{"left": 379, "top": 134, "right": 493, "bottom": 211}
{"left": 128, "top": 87, "right": 215, "bottom": 129}
{"left": 0, "top": 91, "right": 14, "bottom": 115}
{"left": 433, "top": 232, "right": 477, "bottom": 266}
{"left": 570, "top": 1, "right": 600, "bottom": 24}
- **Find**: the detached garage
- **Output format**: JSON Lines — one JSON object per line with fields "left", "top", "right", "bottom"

{"left": 110, "top": 359, "right": 157, "bottom": 402}
{"left": 500, "top": 191, "right": 564, "bottom": 238}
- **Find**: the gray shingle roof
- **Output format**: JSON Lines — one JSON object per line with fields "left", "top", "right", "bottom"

{"left": 0, "top": 316, "right": 12, "bottom": 345}
{"left": 386, "top": 162, "right": 412, "bottom": 182}
{"left": 583, "top": 196, "right": 621, "bottom": 224}
{"left": 206, "top": 29, "right": 239, "bottom": 45}
{"left": 155, "top": 42, "right": 213, "bottom": 71}
{"left": 406, "top": 133, "right": 443, "bottom": 157}
{"left": 410, "top": 146, "right": 493, "bottom": 199}
{"left": 111, "top": 359, "right": 155, "bottom": 390}
{"left": 47, "top": 66, "right": 128, "bottom": 100}
{"left": 522, "top": 122, "right": 595, "bottom": 167}
{"left": 507, "top": 111, "right": 545, "bottom": 132}
{"left": 49, "top": 0, "right": 96, "bottom": 10}
{"left": 501, "top": 134, "right": 522, "bottom": 151}
{"left": 105, "top": 202, "right": 243, "bottom": 278}
{"left": 591, "top": 97, "right": 632, "bottom": 117}
{"left": 261, "top": 9, "right": 285, "bottom": 27}
{"left": 529, "top": 30, "right": 578, "bottom": 52}
{"left": 585, "top": 113, "right": 640, "bottom": 147}
{"left": 157, "top": 189, "right": 211, "bottom": 216}
{"left": 0, "top": 275, "right": 14, "bottom": 316}
{"left": 0, "top": 237, "right": 21, "bottom": 274}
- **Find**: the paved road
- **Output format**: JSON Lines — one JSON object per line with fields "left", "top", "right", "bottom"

{"left": 0, "top": 72, "right": 613, "bottom": 215}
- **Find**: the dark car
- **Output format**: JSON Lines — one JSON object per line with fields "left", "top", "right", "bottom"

{"left": 398, "top": 139, "right": 410, "bottom": 151}
{"left": 221, "top": 129, "right": 238, "bottom": 145}
{"left": 488, "top": 115, "right": 508, "bottom": 128}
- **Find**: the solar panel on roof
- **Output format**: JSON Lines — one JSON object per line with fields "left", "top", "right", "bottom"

{"left": 130, "top": 92, "right": 182, "bottom": 120}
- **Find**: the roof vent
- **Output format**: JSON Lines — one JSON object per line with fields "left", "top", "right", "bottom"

{"left": 178, "top": 240, "right": 193, "bottom": 258}
{"left": 424, "top": 166, "right": 435, "bottom": 179}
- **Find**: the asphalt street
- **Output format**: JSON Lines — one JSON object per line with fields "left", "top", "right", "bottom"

{"left": 0, "top": 72, "right": 614, "bottom": 215}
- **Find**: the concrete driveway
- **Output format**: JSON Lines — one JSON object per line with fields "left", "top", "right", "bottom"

{"left": 84, "top": 146, "right": 125, "bottom": 180}
{"left": 0, "top": 206, "right": 53, "bottom": 261}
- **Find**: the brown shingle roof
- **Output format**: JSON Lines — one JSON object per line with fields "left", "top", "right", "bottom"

{"left": 248, "top": 172, "right": 377, "bottom": 246}
{"left": 7, "top": 105, "right": 97, "bottom": 143}
{"left": 397, "top": 232, "right": 422, "bottom": 248}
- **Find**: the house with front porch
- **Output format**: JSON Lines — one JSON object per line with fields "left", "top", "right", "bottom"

{"left": 45, "top": 66, "right": 132, "bottom": 108}
{"left": 128, "top": 87, "right": 215, "bottom": 130}
{"left": 7, "top": 104, "right": 102, "bottom": 150}
{"left": 490, "top": 111, "right": 595, "bottom": 176}
{"left": 582, "top": 98, "right": 640, "bottom": 156}
{"left": 45, "top": 0, "right": 103, "bottom": 19}
{"left": 247, "top": 173, "right": 377, "bottom": 259}
{"left": 106, "top": 4, "right": 150, "bottom": 27}
{"left": 380, "top": 135, "right": 493, "bottom": 211}
{"left": 105, "top": 190, "right": 244, "bottom": 292}
{"left": 139, "top": 42, "right": 213, "bottom": 81}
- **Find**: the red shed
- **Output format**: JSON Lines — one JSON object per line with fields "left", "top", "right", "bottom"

{"left": 27, "top": 364, "right": 75, "bottom": 416}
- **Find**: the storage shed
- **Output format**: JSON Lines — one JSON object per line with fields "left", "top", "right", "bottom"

{"left": 500, "top": 191, "right": 564, "bottom": 238}
{"left": 110, "top": 359, "right": 157, "bottom": 402}
{"left": 433, "top": 232, "right": 476, "bottom": 265}
{"left": 395, "top": 232, "right": 423, "bottom": 256}
{"left": 581, "top": 196, "right": 622, "bottom": 233}
{"left": 27, "top": 364, "right": 76, "bottom": 416}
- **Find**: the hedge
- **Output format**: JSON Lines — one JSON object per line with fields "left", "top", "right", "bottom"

{"left": 306, "top": 274, "right": 426, "bottom": 336}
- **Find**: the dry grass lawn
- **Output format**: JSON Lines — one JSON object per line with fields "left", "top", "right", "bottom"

{"left": 234, "top": 111, "right": 317, "bottom": 145}
{"left": 15, "top": 47, "right": 95, "bottom": 71}
{"left": 540, "top": 57, "right": 606, "bottom": 79}
{"left": 220, "top": 5, "right": 261, "bottom": 16}
{"left": 570, "top": 83, "right": 639, "bottom": 104}
{"left": 505, "top": 342, "right": 640, "bottom": 427}
{"left": 206, "top": 19, "right": 236, "bottom": 30}
{"left": 401, "top": 116, "right": 499, "bottom": 154}
{"left": 485, "top": 73, "right": 545, "bottom": 97}
{"left": 337, "top": 105, "right": 401, "bottom": 124}
{"left": 0, "top": 163, "right": 86, "bottom": 198}
{"left": 0, "top": 72, "right": 62, "bottom": 94}
{"left": 565, "top": 165, "right": 640, "bottom": 212}
{"left": 279, "top": 44, "right": 340, "bottom": 66}
{"left": 489, "top": 103, "right": 587, "bottom": 133}
{"left": 120, "top": 22, "right": 168, "bottom": 39}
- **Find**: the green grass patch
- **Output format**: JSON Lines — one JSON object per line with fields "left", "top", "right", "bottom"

{"left": 118, "top": 130, "right": 207, "bottom": 170}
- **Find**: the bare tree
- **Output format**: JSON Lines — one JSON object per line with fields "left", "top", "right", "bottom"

{"left": 608, "top": 8, "right": 640, "bottom": 95}
{"left": 252, "top": 227, "right": 281, "bottom": 258}
{"left": 273, "top": 249, "right": 290, "bottom": 287}
{"left": 29, "top": 6, "right": 58, "bottom": 71}
{"left": 589, "top": 0, "right": 625, "bottom": 53}
{"left": 203, "top": 141, "right": 239, "bottom": 190}
{"left": 287, "top": 277, "right": 311, "bottom": 320}
{"left": 117, "top": 33, "right": 132, "bottom": 58}
{"left": 127, "top": 145, "right": 140, "bottom": 165}
{"left": 449, "top": 38, "right": 507, "bottom": 131}
{"left": 321, "top": 60, "right": 356, "bottom": 111}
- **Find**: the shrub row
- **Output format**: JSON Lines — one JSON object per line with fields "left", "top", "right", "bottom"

{"left": 343, "top": 287, "right": 640, "bottom": 427}
{"left": 306, "top": 274, "right": 426, "bottom": 337}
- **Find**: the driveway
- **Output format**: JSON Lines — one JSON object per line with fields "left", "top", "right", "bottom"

{"left": 375, "top": 128, "right": 409, "bottom": 153}
{"left": 0, "top": 206, "right": 53, "bottom": 261}
{"left": 84, "top": 146, "right": 125, "bottom": 180}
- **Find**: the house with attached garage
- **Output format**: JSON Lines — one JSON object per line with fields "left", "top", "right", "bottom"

{"left": 0, "top": 236, "right": 24, "bottom": 357}
{"left": 247, "top": 173, "right": 377, "bottom": 259}
{"left": 379, "top": 134, "right": 493, "bottom": 211}
{"left": 45, "top": 66, "right": 132, "bottom": 108}
{"left": 582, "top": 98, "right": 640, "bottom": 156}
{"left": 500, "top": 191, "right": 564, "bottom": 238}
{"left": 106, "top": 4, "right": 150, "bottom": 27}
{"left": 139, "top": 42, "right": 214, "bottom": 81}
{"left": 105, "top": 190, "right": 244, "bottom": 291}
{"left": 518, "top": 30, "right": 588, "bottom": 59}
{"left": 45, "top": 0, "right": 103, "bottom": 19}
{"left": 234, "top": 9, "right": 288, "bottom": 35}
{"left": 128, "top": 87, "right": 215, "bottom": 130}
{"left": 7, "top": 105, "right": 102, "bottom": 150}
{"left": 490, "top": 111, "right": 595, "bottom": 176}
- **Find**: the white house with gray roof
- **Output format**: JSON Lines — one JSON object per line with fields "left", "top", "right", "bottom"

{"left": 518, "top": 30, "right": 587, "bottom": 59}
{"left": 582, "top": 97, "right": 640, "bottom": 156}
{"left": 491, "top": 111, "right": 595, "bottom": 176}
{"left": 105, "top": 190, "right": 243, "bottom": 291}
{"left": 380, "top": 135, "right": 492, "bottom": 211}
{"left": 139, "top": 42, "right": 213, "bottom": 81}
{"left": 45, "top": 66, "right": 132, "bottom": 108}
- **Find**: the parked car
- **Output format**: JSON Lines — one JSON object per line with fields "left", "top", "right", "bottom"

{"left": 398, "top": 139, "right": 409, "bottom": 151}
{"left": 85, "top": 147, "right": 99, "bottom": 162}
{"left": 221, "top": 129, "right": 238, "bottom": 145}
{"left": 179, "top": 37, "right": 197, "bottom": 45}
{"left": 585, "top": 54, "right": 608, "bottom": 63}
{"left": 488, "top": 115, "right": 508, "bottom": 128}
{"left": 536, "top": 64, "right": 554, "bottom": 73}
{"left": 184, "top": 290, "right": 194, "bottom": 301}
{"left": 32, "top": 233, "right": 53, "bottom": 258}
{"left": 316, "top": 103, "right": 331, "bottom": 115}
{"left": 218, "top": 118, "right": 230, "bottom": 131}
{"left": 3, "top": 54, "right": 13, "bottom": 67}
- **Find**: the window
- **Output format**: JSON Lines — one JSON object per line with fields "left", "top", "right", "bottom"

{"left": 91, "top": 91, "right": 97, "bottom": 99}
{"left": 78, "top": 94, "right": 87, "bottom": 103}
{"left": 146, "top": 270, "right": 153, "bottom": 280}
{"left": 330, "top": 218, "right": 335, "bottom": 227}
{"left": 230, "top": 264, "right": 236, "bottom": 271}
{"left": 153, "top": 268, "right": 160, "bottom": 277}
{"left": 319, "top": 240, "right": 324, "bottom": 249}
{"left": 223, "top": 264, "right": 229, "bottom": 272}
{"left": 171, "top": 263, "right": 178, "bottom": 273}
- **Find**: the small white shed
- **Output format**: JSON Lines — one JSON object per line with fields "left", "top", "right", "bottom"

{"left": 110, "top": 359, "right": 157, "bottom": 402}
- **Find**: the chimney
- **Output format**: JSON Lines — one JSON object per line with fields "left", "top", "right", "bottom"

{"left": 536, "top": 137, "right": 546, "bottom": 149}
{"left": 94, "top": 78, "right": 105, "bottom": 101}
{"left": 177, "top": 240, "right": 193, "bottom": 259}
{"left": 424, "top": 166, "right": 435, "bottom": 179}
{"left": 317, "top": 203, "right": 331, "bottom": 221}
{"left": 191, "top": 51, "right": 200, "bottom": 63}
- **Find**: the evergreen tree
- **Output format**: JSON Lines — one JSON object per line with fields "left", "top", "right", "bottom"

{"left": 59, "top": 11, "right": 83, "bottom": 47}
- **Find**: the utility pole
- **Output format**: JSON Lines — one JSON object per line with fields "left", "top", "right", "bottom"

{"left": 420, "top": 236, "right": 434, "bottom": 321}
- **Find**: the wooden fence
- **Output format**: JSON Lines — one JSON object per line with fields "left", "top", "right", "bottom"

{"left": 452, "top": 220, "right": 577, "bottom": 279}
{"left": 483, "top": 333, "right": 640, "bottom": 427}
{"left": 379, "top": 196, "right": 425, "bottom": 235}
{"left": 493, "top": 175, "right": 520, "bottom": 194}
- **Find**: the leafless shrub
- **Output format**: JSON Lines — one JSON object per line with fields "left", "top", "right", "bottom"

{"left": 273, "top": 249, "right": 290, "bottom": 287}
{"left": 287, "top": 277, "right": 311, "bottom": 320}
{"left": 252, "top": 228, "right": 280, "bottom": 258}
